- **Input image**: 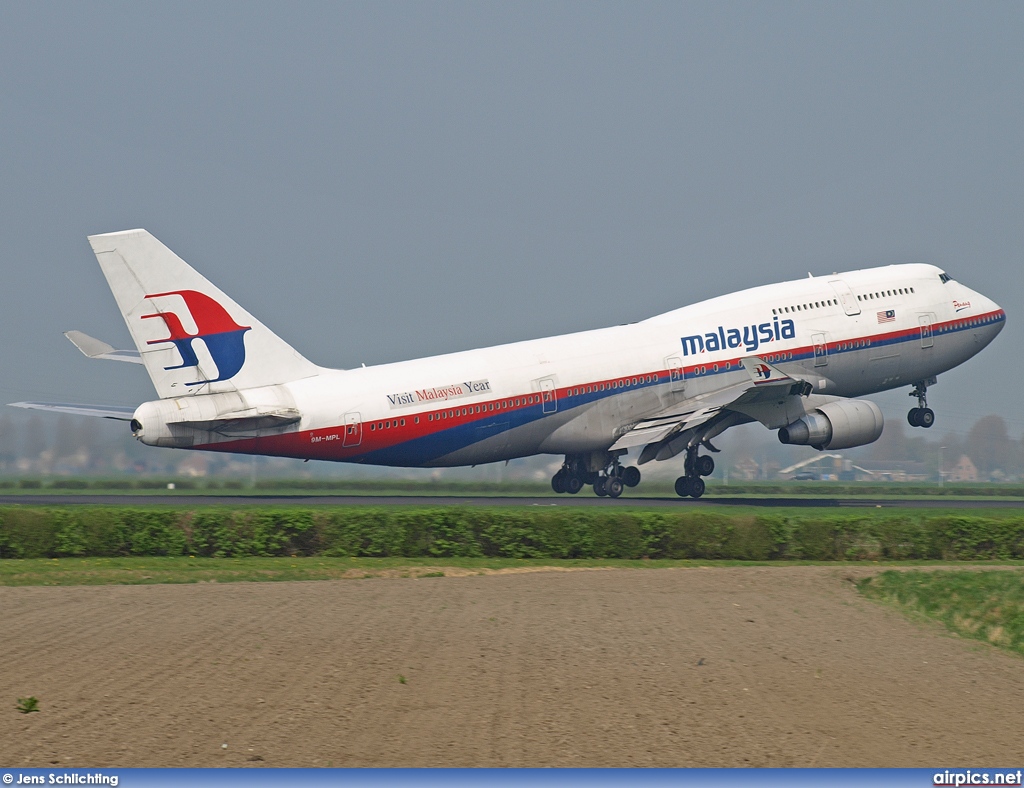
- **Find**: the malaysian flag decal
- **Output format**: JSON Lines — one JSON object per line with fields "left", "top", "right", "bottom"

{"left": 877, "top": 310, "right": 896, "bottom": 323}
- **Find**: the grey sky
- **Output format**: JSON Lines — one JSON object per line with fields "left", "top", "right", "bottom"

{"left": 1, "top": 2, "right": 1022, "bottom": 449}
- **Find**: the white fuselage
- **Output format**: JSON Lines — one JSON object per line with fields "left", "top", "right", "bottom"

{"left": 134, "top": 263, "right": 1004, "bottom": 466}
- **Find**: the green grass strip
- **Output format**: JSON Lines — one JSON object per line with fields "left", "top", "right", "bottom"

{"left": 0, "top": 556, "right": 763, "bottom": 586}
{"left": 859, "top": 569, "right": 1024, "bottom": 657}
{"left": 3, "top": 556, "right": 1022, "bottom": 587}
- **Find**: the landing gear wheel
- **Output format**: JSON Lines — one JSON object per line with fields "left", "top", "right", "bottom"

{"left": 551, "top": 472, "right": 566, "bottom": 494}
{"left": 688, "top": 477, "right": 706, "bottom": 499}
{"left": 695, "top": 455, "right": 715, "bottom": 477}
{"left": 605, "top": 477, "right": 624, "bottom": 498}
{"left": 621, "top": 466, "right": 641, "bottom": 488}
{"left": 565, "top": 475, "right": 584, "bottom": 494}
{"left": 908, "top": 381, "right": 935, "bottom": 428}
{"left": 674, "top": 476, "right": 693, "bottom": 497}
{"left": 593, "top": 477, "right": 608, "bottom": 497}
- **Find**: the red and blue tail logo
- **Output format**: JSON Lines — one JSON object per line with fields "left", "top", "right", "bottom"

{"left": 141, "top": 290, "right": 251, "bottom": 386}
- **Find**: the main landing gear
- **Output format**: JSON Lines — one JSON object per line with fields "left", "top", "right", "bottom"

{"left": 674, "top": 447, "right": 714, "bottom": 499}
{"left": 593, "top": 464, "right": 641, "bottom": 498}
{"left": 907, "top": 380, "right": 935, "bottom": 429}
{"left": 551, "top": 454, "right": 641, "bottom": 499}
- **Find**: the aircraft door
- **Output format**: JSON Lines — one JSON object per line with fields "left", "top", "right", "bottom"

{"left": 811, "top": 333, "right": 829, "bottom": 367}
{"left": 665, "top": 355, "right": 686, "bottom": 392}
{"left": 539, "top": 378, "right": 557, "bottom": 414}
{"left": 342, "top": 412, "right": 362, "bottom": 447}
{"left": 918, "top": 314, "right": 934, "bottom": 348}
{"left": 828, "top": 280, "right": 861, "bottom": 316}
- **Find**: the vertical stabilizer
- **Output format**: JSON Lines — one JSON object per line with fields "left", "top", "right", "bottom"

{"left": 88, "top": 229, "right": 322, "bottom": 398}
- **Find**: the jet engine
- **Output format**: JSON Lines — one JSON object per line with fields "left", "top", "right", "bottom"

{"left": 777, "top": 399, "right": 884, "bottom": 451}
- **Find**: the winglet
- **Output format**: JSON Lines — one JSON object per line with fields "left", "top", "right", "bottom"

{"left": 64, "top": 330, "right": 144, "bottom": 364}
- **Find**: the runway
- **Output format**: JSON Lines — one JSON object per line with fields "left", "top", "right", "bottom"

{"left": 1, "top": 493, "right": 1023, "bottom": 508}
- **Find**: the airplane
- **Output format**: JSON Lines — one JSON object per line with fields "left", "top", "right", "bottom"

{"left": 11, "top": 229, "right": 1006, "bottom": 499}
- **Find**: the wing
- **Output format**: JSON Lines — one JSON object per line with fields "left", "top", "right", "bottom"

{"left": 9, "top": 401, "right": 137, "bottom": 421}
{"left": 611, "top": 356, "right": 815, "bottom": 464}
{"left": 64, "top": 330, "right": 144, "bottom": 364}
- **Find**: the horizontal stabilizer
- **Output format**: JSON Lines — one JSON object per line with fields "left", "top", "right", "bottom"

{"left": 9, "top": 401, "right": 136, "bottom": 421}
{"left": 64, "top": 330, "right": 144, "bottom": 364}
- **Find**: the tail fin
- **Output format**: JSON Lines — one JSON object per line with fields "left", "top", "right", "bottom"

{"left": 88, "top": 229, "right": 322, "bottom": 398}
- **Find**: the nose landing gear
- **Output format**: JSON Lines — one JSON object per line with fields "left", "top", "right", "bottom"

{"left": 907, "top": 379, "right": 936, "bottom": 428}
{"left": 674, "top": 447, "right": 714, "bottom": 499}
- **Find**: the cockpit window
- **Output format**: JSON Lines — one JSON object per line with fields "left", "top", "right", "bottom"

{"left": 939, "top": 273, "right": 953, "bottom": 283}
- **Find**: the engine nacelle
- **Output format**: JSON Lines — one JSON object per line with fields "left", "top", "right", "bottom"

{"left": 778, "top": 399, "right": 884, "bottom": 450}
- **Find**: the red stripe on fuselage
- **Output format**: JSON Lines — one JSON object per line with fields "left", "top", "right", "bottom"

{"left": 195, "top": 308, "right": 1005, "bottom": 461}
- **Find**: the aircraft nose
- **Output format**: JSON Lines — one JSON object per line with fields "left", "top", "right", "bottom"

{"left": 976, "top": 290, "right": 1006, "bottom": 338}
{"left": 984, "top": 292, "right": 1004, "bottom": 318}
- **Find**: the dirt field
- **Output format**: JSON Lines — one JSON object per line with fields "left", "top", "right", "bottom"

{"left": 3, "top": 567, "right": 1023, "bottom": 767}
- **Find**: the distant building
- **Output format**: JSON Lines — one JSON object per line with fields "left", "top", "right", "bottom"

{"left": 732, "top": 456, "right": 761, "bottom": 481}
{"left": 851, "top": 460, "right": 930, "bottom": 483}
{"left": 176, "top": 454, "right": 209, "bottom": 478}
{"left": 947, "top": 455, "right": 978, "bottom": 483}
{"left": 779, "top": 454, "right": 845, "bottom": 481}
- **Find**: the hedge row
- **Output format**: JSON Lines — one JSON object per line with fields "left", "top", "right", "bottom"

{"left": 2, "top": 507, "right": 1024, "bottom": 561}
{"left": 5, "top": 478, "right": 1024, "bottom": 497}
